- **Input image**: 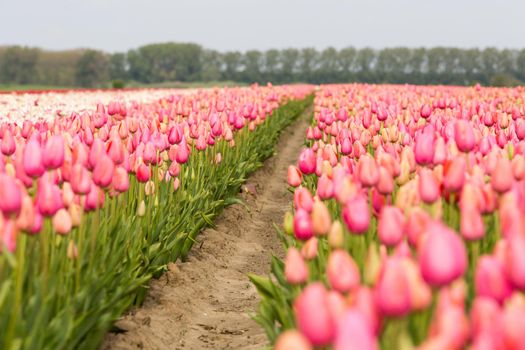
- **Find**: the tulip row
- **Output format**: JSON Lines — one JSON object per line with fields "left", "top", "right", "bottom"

{"left": 251, "top": 84, "right": 525, "bottom": 350}
{"left": 0, "top": 85, "right": 313, "bottom": 349}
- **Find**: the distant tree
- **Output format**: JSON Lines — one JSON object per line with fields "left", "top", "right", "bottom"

{"left": 241, "top": 50, "right": 263, "bottom": 83}
{"left": 297, "top": 48, "right": 319, "bottom": 83}
{"left": 75, "top": 50, "right": 109, "bottom": 87}
{"left": 355, "top": 48, "right": 376, "bottom": 83}
{"left": 222, "top": 51, "right": 243, "bottom": 81}
{"left": 200, "top": 49, "right": 223, "bottom": 81}
{"left": 262, "top": 49, "right": 280, "bottom": 83}
{"left": 280, "top": 48, "right": 300, "bottom": 83}
{"left": 337, "top": 47, "right": 357, "bottom": 82}
{"left": 0, "top": 46, "right": 40, "bottom": 84}
{"left": 109, "top": 53, "right": 128, "bottom": 81}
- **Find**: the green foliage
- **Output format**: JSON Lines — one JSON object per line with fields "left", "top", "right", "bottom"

{"left": 111, "top": 79, "right": 125, "bottom": 89}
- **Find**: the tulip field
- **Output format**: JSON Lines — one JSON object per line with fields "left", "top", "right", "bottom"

{"left": 251, "top": 84, "right": 525, "bottom": 350}
{"left": 0, "top": 85, "right": 313, "bottom": 349}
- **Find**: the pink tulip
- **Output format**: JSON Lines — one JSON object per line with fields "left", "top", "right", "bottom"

{"left": 0, "top": 173, "right": 22, "bottom": 215}
{"left": 317, "top": 173, "right": 334, "bottom": 200}
{"left": 70, "top": 164, "right": 92, "bottom": 195}
{"left": 455, "top": 120, "right": 476, "bottom": 152}
{"left": 52, "top": 208, "right": 72, "bottom": 235}
{"left": 136, "top": 163, "right": 151, "bottom": 183}
{"left": 2, "top": 219, "right": 17, "bottom": 252}
{"left": 294, "top": 282, "right": 335, "bottom": 346}
{"left": 275, "top": 330, "right": 312, "bottom": 350}
{"left": 23, "top": 137, "right": 45, "bottom": 178}
{"left": 358, "top": 154, "right": 379, "bottom": 187}
{"left": 311, "top": 200, "right": 331, "bottom": 235}
{"left": 293, "top": 187, "right": 314, "bottom": 212}
{"left": 1, "top": 129, "right": 16, "bottom": 156}
{"left": 88, "top": 138, "right": 105, "bottom": 170}
{"left": 414, "top": 127, "right": 435, "bottom": 165}
{"left": 334, "top": 308, "right": 378, "bottom": 350}
{"left": 301, "top": 236, "right": 318, "bottom": 260}
{"left": 287, "top": 165, "right": 302, "bottom": 187}
{"left": 475, "top": 256, "right": 512, "bottom": 303}
{"left": 176, "top": 138, "right": 190, "bottom": 164}
{"left": 327, "top": 250, "right": 360, "bottom": 293}
{"left": 491, "top": 156, "right": 513, "bottom": 193}
{"left": 419, "top": 221, "right": 467, "bottom": 287}
{"left": 293, "top": 209, "right": 313, "bottom": 241}
{"left": 342, "top": 194, "right": 370, "bottom": 234}
{"left": 443, "top": 156, "right": 466, "bottom": 192}
{"left": 298, "top": 148, "right": 316, "bottom": 175}
{"left": 284, "top": 247, "right": 308, "bottom": 284}
{"left": 112, "top": 166, "right": 130, "bottom": 193}
{"left": 420, "top": 104, "right": 432, "bottom": 119}
{"left": 460, "top": 206, "right": 485, "bottom": 240}
{"left": 418, "top": 168, "right": 440, "bottom": 204}
{"left": 505, "top": 232, "right": 525, "bottom": 290}
{"left": 42, "top": 135, "right": 65, "bottom": 169}
{"left": 36, "top": 176, "right": 63, "bottom": 216}
{"left": 502, "top": 295, "right": 525, "bottom": 350}
{"left": 93, "top": 154, "right": 115, "bottom": 188}
{"left": 375, "top": 257, "right": 412, "bottom": 316}
{"left": 377, "top": 205, "right": 405, "bottom": 247}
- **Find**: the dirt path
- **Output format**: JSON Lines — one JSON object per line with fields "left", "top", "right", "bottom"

{"left": 103, "top": 107, "right": 311, "bottom": 350}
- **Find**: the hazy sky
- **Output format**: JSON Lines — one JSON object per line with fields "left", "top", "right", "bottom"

{"left": 1, "top": 0, "right": 524, "bottom": 52}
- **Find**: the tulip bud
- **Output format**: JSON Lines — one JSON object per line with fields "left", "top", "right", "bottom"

{"left": 284, "top": 247, "right": 308, "bottom": 284}
{"left": 419, "top": 221, "right": 467, "bottom": 287}
{"left": 342, "top": 195, "right": 370, "bottom": 234}
{"left": 23, "top": 137, "right": 45, "bottom": 177}
{"left": 455, "top": 120, "right": 475, "bottom": 152}
{"left": 295, "top": 283, "right": 336, "bottom": 346}
{"left": 377, "top": 205, "right": 405, "bottom": 247}
{"left": 327, "top": 250, "right": 360, "bottom": 293}
{"left": 293, "top": 187, "right": 314, "bottom": 212}
{"left": 0, "top": 173, "right": 22, "bottom": 216}
{"left": 67, "top": 240, "right": 78, "bottom": 260}
{"left": 328, "top": 220, "right": 345, "bottom": 249}
{"left": 415, "top": 129, "right": 435, "bottom": 165}
{"left": 42, "top": 135, "right": 65, "bottom": 169}
{"left": 136, "top": 163, "right": 151, "bottom": 183}
{"left": 491, "top": 155, "right": 513, "bottom": 193}
{"left": 443, "top": 156, "right": 466, "bottom": 192}
{"left": 301, "top": 237, "right": 318, "bottom": 260}
{"left": 298, "top": 148, "right": 316, "bottom": 175}
{"left": 418, "top": 168, "right": 440, "bottom": 204}
{"left": 293, "top": 209, "right": 313, "bottom": 240}
{"left": 475, "top": 256, "right": 512, "bottom": 303}
{"left": 460, "top": 206, "right": 484, "bottom": 241}
{"left": 334, "top": 308, "right": 379, "bottom": 350}
{"left": 137, "top": 200, "right": 146, "bottom": 216}
{"left": 505, "top": 232, "right": 525, "bottom": 290}
{"left": 287, "top": 165, "right": 302, "bottom": 187}
{"left": 1, "top": 129, "right": 16, "bottom": 156}
{"left": 375, "top": 257, "right": 412, "bottom": 316}
{"left": 93, "top": 154, "right": 115, "bottom": 188}
{"left": 358, "top": 155, "right": 379, "bottom": 187}
{"left": 317, "top": 174, "right": 334, "bottom": 200}
{"left": 52, "top": 208, "right": 72, "bottom": 235}
{"left": 311, "top": 200, "right": 331, "bottom": 235}
{"left": 275, "top": 330, "right": 313, "bottom": 350}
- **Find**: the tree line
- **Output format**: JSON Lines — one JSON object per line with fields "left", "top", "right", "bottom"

{"left": 0, "top": 43, "right": 524, "bottom": 88}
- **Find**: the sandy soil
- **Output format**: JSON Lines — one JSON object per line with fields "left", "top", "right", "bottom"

{"left": 102, "top": 108, "right": 311, "bottom": 350}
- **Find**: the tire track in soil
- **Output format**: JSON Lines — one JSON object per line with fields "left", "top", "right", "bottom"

{"left": 103, "top": 107, "right": 311, "bottom": 350}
